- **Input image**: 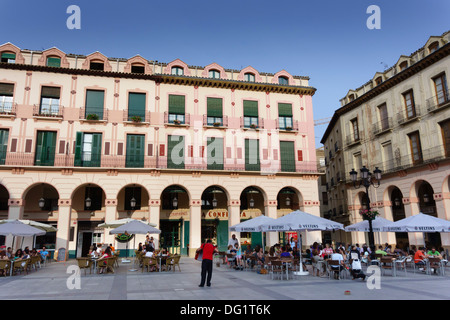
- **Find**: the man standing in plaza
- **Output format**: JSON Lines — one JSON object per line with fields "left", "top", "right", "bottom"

{"left": 197, "top": 239, "right": 218, "bottom": 287}
{"left": 228, "top": 234, "right": 239, "bottom": 248}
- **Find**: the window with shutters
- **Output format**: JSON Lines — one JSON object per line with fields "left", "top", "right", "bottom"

{"left": 280, "top": 141, "right": 295, "bottom": 172}
{"left": 278, "top": 103, "right": 293, "bottom": 130}
{"left": 0, "top": 129, "right": 8, "bottom": 165}
{"left": 85, "top": 90, "right": 104, "bottom": 120}
{"left": 278, "top": 76, "right": 289, "bottom": 85}
{"left": 244, "top": 73, "right": 255, "bottom": 82}
{"left": 39, "top": 86, "right": 61, "bottom": 116}
{"left": 126, "top": 134, "right": 145, "bottom": 168}
{"left": 171, "top": 66, "right": 184, "bottom": 76}
{"left": 408, "top": 131, "right": 423, "bottom": 165}
{"left": 351, "top": 118, "right": 359, "bottom": 142}
{"left": 46, "top": 57, "right": 61, "bottom": 67}
{"left": 433, "top": 73, "right": 449, "bottom": 106}
{"left": 243, "top": 100, "right": 259, "bottom": 128}
{"left": 207, "top": 97, "right": 223, "bottom": 126}
{"left": 245, "top": 139, "right": 260, "bottom": 171}
{"left": 0, "top": 83, "right": 14, "bottom": 113}
{"left": 378, "top": 103, "right": 389, "bottom": 131}
{"left": 1, "top": 52, "right": 15, "bottom": 63}
{"left": 127, "top": 92, "right": 146, "bottom": 121}
{"left": 402, "top": 90, "right": 416, "bottom": 119}
{"left": 440, "top": 119, "right": 450, "bottom": 158}
{"left": 209, "top": 70, "right": 220, "bottom": 79}
{"left": 168, "top": 94, "right": 185, "bottom": 124}
{"left": 74, "top": 132, "right": 102, "bottom": 167}
{"left": 167, "top": 135, "right": 185, "bottom": 169}
{"left": 34, "top": 131, "right": 57, "bottom": 166}
{"left": 207, "top": 137, "right": 224, "bottom": 170}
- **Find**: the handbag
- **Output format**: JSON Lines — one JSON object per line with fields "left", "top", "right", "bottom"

{"left": 195, "top": 246, "right": 203, "bottom": 261}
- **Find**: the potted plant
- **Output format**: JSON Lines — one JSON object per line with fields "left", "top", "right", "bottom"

{"left": 86, "top": 113, "right": 99, "bottom": 121}
{"left": 173, "top": 119, "right": 181, "bottom": 125}
{"left": 285, "top": 126, "right": 292, "bottom": 131}
{"left": 131, "top": 115, "right": 142, "bottom": 123}
{"left": 250, "top": 123, "right": 257, "bottom": 129}
{"left": 213, "top": 122, "right": 221, "bottom": 127}
{"left": 359, "top": 208, "right": 379, "bottom": 221}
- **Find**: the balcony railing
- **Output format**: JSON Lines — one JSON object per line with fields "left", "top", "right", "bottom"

{"left": 276, "top": 119, "right": 299, "bottom": 131}
{"left": 80, "top": 107, "right": 108, "bottom": 121}
{"left": 372, "top": 145, "right": 448, "bottom": 175}
{"left": 123, "top": 110, "right": 150, "bottom": 123}
{"left": 397, "top": 104, "right": 422, "bottom": 125}
{"left": 33, "top": 104, "right": 64, "bottom": 118}
{"left": 426, "top": 89, "right": 450, "bottom": 113}
{"left": 345, "top": 133, "right": 361, "bottom": 147}
{"left": 0, "top": 102, "right": 16, "bottom": 115}
{"left": 372, "top": 117, "right": 393, "bottom": 135}
{"left": 241, "top": 117, "right": 265, "bottom": 130}
{"left": 203, "top": 115, "right": 228, "bottom": 127}
{"left": 164, "top": 112, "right": 190, "bottom": 126}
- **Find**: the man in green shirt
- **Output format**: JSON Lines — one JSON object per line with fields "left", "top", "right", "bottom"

{"left": 427, "top": 247, "right": 442, "bottom": 258}
{"left": 375, "top": 245, "right": 387, "bottom": 256}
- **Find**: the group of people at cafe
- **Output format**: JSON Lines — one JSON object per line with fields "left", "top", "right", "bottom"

{"left": 0, "top": 246, "right": 50, "bottom": 276}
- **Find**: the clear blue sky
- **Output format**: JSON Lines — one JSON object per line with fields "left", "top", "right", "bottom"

{"left": 1, "top": 0, "right": 449, "bottom": 146}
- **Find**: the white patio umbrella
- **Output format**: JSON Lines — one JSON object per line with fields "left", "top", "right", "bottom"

{"left": 0, "top": 220, "right": 46, "bottom": 252}
{"left": 382, "top": 213, "right": 450, "bottom": 233}
{"left": 109, "top": 219, "right": 161, "bottom": 270}
{"left": 261, "top": 210, "right": 344, "bottom": 275}
{"left": 98, "top": 218, "right": 157, "bottom": 228}
{"left": 229, "top": 215, "right": 276, "bottom": 252}
{"left": 345, "top": 216, "right": 394, "bottom": 232}
{"left": 0, "top": 219, "right": 57, "bottom": 232}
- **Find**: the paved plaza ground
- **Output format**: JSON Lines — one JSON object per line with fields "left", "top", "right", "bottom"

{"left": 0, "top": 257, "right": 449, "bottom": 302}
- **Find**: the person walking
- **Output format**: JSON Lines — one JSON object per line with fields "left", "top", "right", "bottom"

{"left": 197, "top": 239, "right": 218, "bottom": 287}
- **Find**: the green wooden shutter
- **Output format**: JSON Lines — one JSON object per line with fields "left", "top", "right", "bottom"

{"left": 85, "top": 90, "right": 104, "bottom": 119}
{"left": 0, "top": 129, "right": 8, "bottom": 165}
{"left": 278, "top": 103, "right": 293, "bottom": 116}
{"left": 128, "top": 93, "right": 146, "bottom": 120}
{"left": 217, "top": 220, "right": 229, "bottom": 251}
{"left": 1, "top": 53, "right": 15, "bottom": 60}
{"left": 207, "top": 98, "right": 223, "bottom": 117}
{"left": 167, "top": 135, "right": 185, "bottom": 169}
{"left": 0, "top": 83, "right": 14, "bottom": 96}
{"left": 91, "top": 133, "right": 102, "bottom": 167}
{"left": 182, "top": 221, "right": 190, "bottom": 255}
{"left": 46, "top": 57, "right": 61, "bottom": 67}
{"left": 245, "top": 139, "right": 260, "bottom": 171}
{"left": 243, "top": 100, "right": 258, "bottom": 117}
{"left": 168, "top": 95, "right": 185, "bottom": 115}
{"left": 74, "top": 132, "right": 83, "bottom": 166}
{"left": 126, "top": 134, "right": 145, "bottom": 168}
{"left": 35, "top": 131, "right": 56, "bottom": 166}
{"left": 280, "top": 141, "right": 295, "bottom": 172}
{"left": 207, "top": 137, "right": 224, "bottom": 170}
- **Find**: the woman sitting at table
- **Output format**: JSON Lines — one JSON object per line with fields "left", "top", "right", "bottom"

{"left": 89, "top": 245, "right": 98, "bottom": 258}
{"left": 98, "top": 247, "right": 113, "bottom": 274}
{"left": 256, "top": 247, "right": 265, "bottom": 266}
{"left": 13, "top": 249, "right": 23, "bottom": 261}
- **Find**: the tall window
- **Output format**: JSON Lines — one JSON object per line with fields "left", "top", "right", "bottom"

{"left": 167, "top": 135, "right": 185, "bottom": 169}
{"left": 403, "top": 90, "right": 416, "bottom": 119}
{"left": 209, "top": 70, "right": 220, "bottom": 79}
{"left": 243, "top": 100, "right": 258, "bottom": 128}
{"left": 1, "top": 52, "right": 15, "bottom": 63}
{"left": 351, "top": 118, "right": 359, "bottom": 141}
{"left": 245, "top": 139, "right": 260, "bottom": 171}
{"left": 46, "top": 57, "right": 61, "bottom": 67}
{"left": 127, "top": 92, "right": 146, "bottom": 121}
{"left": 168, "top": 94, "right": 185, "bottom": 124}
{"left": 280, "top": 141, "right": 295, "bottom": 172}
{"left": 126, "top": 134, "right": 145, "bottom": 168}
{"left": 0, "top": 83, "right": 14, "bottom": 113}
{"left": 408, "top": 131, "right": 423, "bottom": 164}
{"left": 0, "top": 129, "right": 8, "bottom": 165}
{"left": 34, "top": 131, "right": 57, "bottom": 166}
{"left": 440, "top": 119, "right": 450, "bottom": 158}
{"left": 433, "top": 73, "right": 449, "bottom": 105}
{"left": 378, "top": 103, "right": 389, "bottom": 130}
{"left": 278, "top": 103, "right": 293, "bottom": 130}
{"left": 207, "top": 97, "right": 223, "bottom": 126}
{"left": 74, "top": 132, "right": 102, "bottom": 167}
{"left": 207, "top": 137, "right": 224, "bottom": 170}
{"left": 85, "top": 90, "right": 105, "bottom": 120}
{"left": 171, "top": 66, "right": 184, "bottom": 76}
{"left": 382, "top": 142, "right": 393, "bottom": 171}
{"left": 244, "top": 73, "right": 255, "bottom": 82}
{"left": 40, "top": 86, "right": 61, "bottom": 116}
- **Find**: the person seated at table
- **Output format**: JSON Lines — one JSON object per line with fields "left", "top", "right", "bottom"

{"left": 394, "top": 245, "right": 407, "bottom": 257}
{"left": 98, "top": 247, "right": 113, "bottom": 274}
{"left": 256, "top": 247, "right": 265, "bottom": 266}
{"left": 160, "top": 247, "right": 170, "bottom": 256}
{"left": 88, "top": 245, "right": 98, "bottom": 258}
{"left": 311, "top": 250, "right": 324, "bottom": 276}
{"left": 226, "top": 245, "right": 237, "bottom": 267}
{"left": 375, "top": 246, "right": 387, "bottom": 256}
{"left": 144, "top": 246, "right": 154, "bottom": 258}
{"left": 338, "top": 248, "right": 347, "bottom": 261}
{"left": 280, "top": 246, "right": 292, "bottom": 258}
{"left": 268, "top": 246, "right": 276, "bottom": 258}
{"left": 109, "top": 244, "right": 115, "bottom": 253}
{"left": 329, "top": 249, "right": 345, "bottom": 280}
{"left": 414, "top": 247, "right": 427, "bottom": 272}
{"left": 322, "top": 243, "right": 334, "bottom": 259}
{"left": 274, "top": 244, "right": 281, "bottom": 256}
{"left": 0, "top": 250, "right": 9, "bottom": 277}
{"left": 22, "top": 248, "right": 30, "bottom": 259}
{"left": 427, "top": 247, "right": 442, "bottom": 259}
{"left": 96, "top": 243, "right": 103, "bottom": 256}
{"left": 13, "top": 249, "right": 23, "bottom": 261}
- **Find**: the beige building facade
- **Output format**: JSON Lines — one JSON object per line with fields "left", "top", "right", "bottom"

{"left": 321, "top": 31, "right": 450, "bottom": 250}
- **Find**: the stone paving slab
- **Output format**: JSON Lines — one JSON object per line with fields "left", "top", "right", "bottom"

{"left": 0, "top": 257, "right": 449, "bottom": 301}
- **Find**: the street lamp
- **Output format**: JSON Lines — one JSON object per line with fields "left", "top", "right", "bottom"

{"left": 349, "top": 165, "right": 382, "bottom": 251}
